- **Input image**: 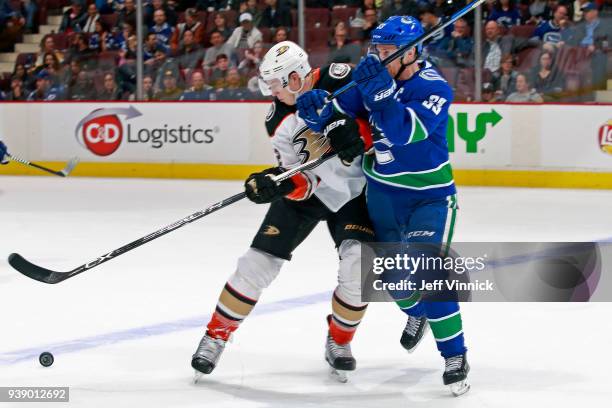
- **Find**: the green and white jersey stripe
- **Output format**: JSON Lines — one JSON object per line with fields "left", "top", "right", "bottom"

{"left": 362, "top": 154, "right": 455, "bottom": 190}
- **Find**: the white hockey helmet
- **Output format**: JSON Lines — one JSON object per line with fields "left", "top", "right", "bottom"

{"left": 258, "top": 41, "right": 312, "bottom": 96}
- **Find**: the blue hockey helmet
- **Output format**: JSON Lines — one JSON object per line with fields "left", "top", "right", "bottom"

{"left": 370, "top": 16, "right": 424, "bottom": 55}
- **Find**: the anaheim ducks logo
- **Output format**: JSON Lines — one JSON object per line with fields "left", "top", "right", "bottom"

{"left": 276, "top": 45, "right": 290, "bottom": 57}
{"left": 262, "top": 225, "right": 280, "bottom": 235}
{"left": 293, "top": 126, "right": 332, "bottom": 163}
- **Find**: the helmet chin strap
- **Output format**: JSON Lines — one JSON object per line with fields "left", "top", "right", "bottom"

{"left": 288, "top": 70, "right": 313, "bottom": 95}
{"left": 394, "top": 50, "right": 420, "bottom": 80}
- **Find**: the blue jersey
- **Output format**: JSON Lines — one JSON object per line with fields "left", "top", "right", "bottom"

{"left": 488, "top": 8, "right": 521, "bottom": 28}
{"left": 533, "top": 20, "right": 562, "bottom": 43}
{"left": 335, "top": 61, "right": 456, "bottom": 199}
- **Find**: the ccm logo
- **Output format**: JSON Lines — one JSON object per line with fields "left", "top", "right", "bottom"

{"left": 323, "top": 119, "right": 346, "bottom": 136}
{"left": 406, "top": 230, "right": 435, "bottom": 238}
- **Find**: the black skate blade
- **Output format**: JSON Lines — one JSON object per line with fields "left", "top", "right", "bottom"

{"left": 191, "top": 358, "right": 215, "bottom": 375}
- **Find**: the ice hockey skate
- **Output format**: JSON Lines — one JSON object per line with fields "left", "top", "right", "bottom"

{"left": 325, "top": 333, "right": 356, "bottom": 383}
{"left": 400, "top": 315, "right": 429, "bottom": 352}
{"left": 443, "top": 353, "right": 470, "bottom": 396}
{"left": 191, "top": 334, "right": 226, "bottom": 383}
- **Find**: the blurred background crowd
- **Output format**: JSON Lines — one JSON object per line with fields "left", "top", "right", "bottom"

{"left": 0, "top": 0, "right": 610, "bottom": 102}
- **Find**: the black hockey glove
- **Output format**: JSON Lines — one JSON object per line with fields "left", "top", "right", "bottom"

{"left": 322, "top": 112, "right": 365, "bottom": 164}
{"left": 244, "top": 167, "right": 295, "bottom": 204}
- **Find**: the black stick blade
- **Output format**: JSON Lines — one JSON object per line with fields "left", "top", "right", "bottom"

{"left": 8, "top": 253, "right": 65, "bottom": 284}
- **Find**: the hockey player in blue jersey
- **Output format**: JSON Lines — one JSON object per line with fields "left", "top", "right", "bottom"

{"left": 297, "top": 16, "right": 470, "bottom": 396}
{"left": 0, "top": 140, "right": 8, "bottom": 165}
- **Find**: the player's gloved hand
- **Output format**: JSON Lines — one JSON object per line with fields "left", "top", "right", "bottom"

{"left": 323, "top": 112, "right": 364, "bottom": 164}
{"left": 296, "top": 89, "right": 333, "bottom": 133}
{"left": 244, "top": 167, "right": 295, "bottom": 204}
{"left": 0, "top": 141, "right": 9, "bottom": 165}
{"left": 353, "top": 54, "right": 396, "bottom": 111}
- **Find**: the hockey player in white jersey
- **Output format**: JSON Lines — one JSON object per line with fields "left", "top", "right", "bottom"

{"left": 191, "top": 41, "right": 374, "bottom": 382}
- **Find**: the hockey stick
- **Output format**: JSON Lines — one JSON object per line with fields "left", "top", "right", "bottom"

{"left": 327, "top": 0, "right": 486, "bottom": 101}
{"left": 8, "top": 152, "right": 338, "bottom": 284}
{"left": 7, "top": 153, "right": 80, "bottom": 177}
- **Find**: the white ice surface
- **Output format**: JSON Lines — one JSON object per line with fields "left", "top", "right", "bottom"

{"left": 1, "top": 176, "right": 611, "bottom": 408}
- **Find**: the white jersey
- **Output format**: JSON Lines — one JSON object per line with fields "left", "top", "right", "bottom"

{"left": 264, "top": 98, "right": 365, "bottom": 212}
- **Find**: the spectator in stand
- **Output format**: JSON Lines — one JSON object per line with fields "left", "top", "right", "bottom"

{"left": 106, "top": 25, "right": 129, "bottom": 50}
{"left": 228, "top": 12, "right": 263, "bottom": 50}
{"left": 210, "top": 53, "right": 231, "bottom": 88}
{"left": 170, "top": 8, "right": 205, "bottom": 55}
{"left": 528, "top": 50, "right": 564, "bottom": 99}
{"left": 419, "top": 3, "right": 454, "bottom": 63}
{"left": 539, "top": 0, "right": 559, "bottom": 20}
{"left": 180, "top": 70, "right": 213, "bottom": 100}
{"left": 481, "top": 82, "right": 500, "bottom": 102}
{"left": 119, "top": 34, "right": 137, "bottom": 63}
{"left": 528, "top": 0, "right": 548, "bottom": 23}
{"left": 66, "top": 33, "right": 97, "bottom": 70}
{"left": 89, "top": 20, "right": 109, "bottom": 52}
{"left": 357, "top": 7, "right": 379, "bottom": 41}
{"left": 260, "top": 0, "right": 292, "bottom": 29}
{"left": 6, "top": 77, "right": 27, "bottom": 100}
{"left": 531, "top": 4, "right": 570, "bottom": 48}
{"left": 154, "top": 69, "right": 183, "bottom": 100}
{"left": 327, "top": 21, "right": 361, "bottom": 64}
{"left": 240, "top": 0, "right": 262, "bottom": 27}
{"left": 204, "top": 30, "right": 237, "bottom": 67}
{"left": 12, "top": 63, "right": 33, "bottom": 92}
{"left": 96, "top": 0, "right": 123, "bottom": 15}
{"left": 38, "top": 52, "right": 62, "bottom": 77}
{"left": 482, "top": 20, "right": 522, "bottom": 74}
{"left": 143, "top": 33, "right": 159, "bottom": 62}
{"left": 208, "top": 11, "right": 232, "bottom": 41}
{"left": 488, "top": 0, "right": 522, "bottom": 29}
{"left": 238, "top": 40, "right": 264, "bottom": 75}
{"left": 27, "top": 69, "right": 65, "bottom": 101}
{"left": 177, "top": 30, "right": 204, "bottom": 72}
{"left": 442, "top": 17, "right": 474, "bottom": 67}
{"left": 0, "top": 0, "right": 25, "bottom": 52}
{"left": 68, "top": 70, "right": 96, "bottom": 100}
{"left": 567, "top": 2, "right": 611, "bottom": 90}
{"left": 273, "top": 26, "right": 288, "bottom": 43}
{"left": 63, "top": 58, "right": 83, "bottom": 88}
{"left": 21, "top": 0, "right": 38, "bottom": 34}
{"left": 129, "top": 74, "right": 155, "bottom": 100}
{"left": 146, "top": 0, "right": 177, "bottom": 28}
{"left": 34, "top": 35, "right": 64, "bottom": 67}
{"left": 60, "top": 0, "right": 86, "bottom": 33}
{"left": 353, "top": 0, "right": 378, "bottom": 23}
{"left": 506, "top": 73, "right": 544, "bottom": 102}
{"left": 117, "top": 0, "right": 136, "bottom": 28}
{"left": 572, "top": 0, "right": 589, "bottom": 22}
{"left": 492, "top": 53, "right": 518, "bottom": 98}
{"left": 380, "top": 0, "right": 418, "bottom": 22}
{"left": 81, "top": 3, "right": 100, "bottom": 33}
{"left": 218, "top": 67, "right": 251, "bottom": 100}
{"left": 97, "top": 72, "right": 123, "bottom": 100}
{"left": 150, "top": 9, "right": 174, "bottom": 51}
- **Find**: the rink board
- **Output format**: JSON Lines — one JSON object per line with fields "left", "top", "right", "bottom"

{"left": 0, "top": 102, "right": 611, "bottom": 188}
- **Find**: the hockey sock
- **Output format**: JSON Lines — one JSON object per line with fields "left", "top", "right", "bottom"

{"left": 396, "top": 291, "right": 425, "bottom": 317}
{"left": 426, "top": 303, "right": 467, "bottom": 358}
{"left": 206, "top": 283, "right": 258, "bottom": 341}
{"left": 329, "top": 290, "right": 367, "bottom": 345}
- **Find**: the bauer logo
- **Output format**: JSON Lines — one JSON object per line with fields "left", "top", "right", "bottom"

{"left": 598, "top": 119, "right": 612, "bottom": 156}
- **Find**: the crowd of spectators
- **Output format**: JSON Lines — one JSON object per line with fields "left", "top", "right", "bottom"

{"left": 0, "top": 0, "right": 610, "bottom": 102}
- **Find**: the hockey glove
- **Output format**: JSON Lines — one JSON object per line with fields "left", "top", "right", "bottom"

{"left": 296, "top": 89, "right": 333, "bottom": 133}
{"left": 323, "top": 112, "right": 364, "bottom": 164}
{"left": 352, "top": 55, "right": 396, "bottom": 111}
{"left": 244, "top": 167, "right": 295, "bottom": 204}
{"left": 0, "top": 141, "right": 8, "bottom": 165}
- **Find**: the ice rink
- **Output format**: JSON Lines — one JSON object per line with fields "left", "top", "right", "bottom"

{"left": 1, "top": 176, "right": 612, "bottom": 408}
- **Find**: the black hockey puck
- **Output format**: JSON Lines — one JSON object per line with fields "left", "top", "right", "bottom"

{"left": 39, "top": 352, "right": 54, "bottom": 367}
